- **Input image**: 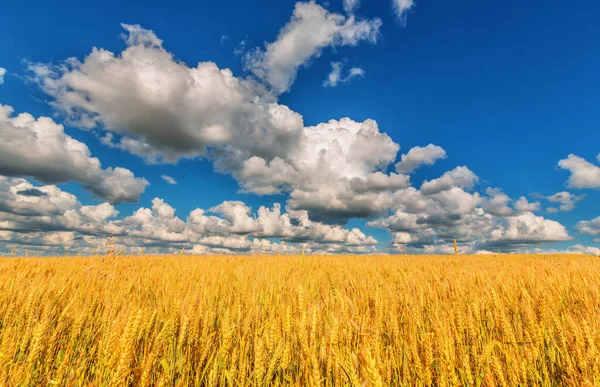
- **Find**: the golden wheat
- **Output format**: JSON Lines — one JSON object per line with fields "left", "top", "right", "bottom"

{"left": 0, "top": 254, "right": 599, "bottom": 386}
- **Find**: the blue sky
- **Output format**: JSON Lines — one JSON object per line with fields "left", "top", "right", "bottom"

{"left": 0, "top": 0, "right": 599, "bottom": 255}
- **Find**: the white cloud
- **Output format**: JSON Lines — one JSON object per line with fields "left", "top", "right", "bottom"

{"left": 323, "top": 62, "right": 365, "bottom": 88}
{"left": 0, "top": 68, "right": 6, "bottom": 84}
{"left": 24, "top": 22, "right": 581, "bottom": 246}
{"left": 0, "top": 177, "right": 377, "bottom": 254}
{"left": 0, "top": 169, "right": 577, "bottom": 255}
{"left": 323, "top": 62, "right": 343, "bottom": 87}
{"left": 234, "top": 39, "right": 248, "bottom": 56}
{"left": 568, "top": 244, "right": 600, "bottom": 256}
{"left": 244, "top": 2, "right": 381, "bottom": 94}
{"left": 481, "top": 188, "right": 513, "bottom": 217}
{"left": 558, "top": 154, "right": 600, "bottom": 189}
{"left": 28, "top": 25, "right": 305, "bottom": 163}
{"left": 344, "top": 0, "right": 361, "bottom": 13}
{"left": 210, "top": 201, "right": 262, "bottom": 234}
{"left": 28, "top": 25, "right": 405, "bottom": 224}
{"left": 392, "top": 0, "right": 415, "bottom": 24}
{"left": 576, "top": 216, "right": 600, "bottom": 236}
{"left": 0, "top": 104, "right": 148, "bottom": 204}
{"left": 348, "top": 67, "right": 365, "bottom": 77}
{"left": 420, "top": 166, "right": 478, "bottom": 195}
{"left": 370, "top": 185, "right": 570, "bottom": 253}
{"left": 395, "top": 144, "right": 447, "bottom": 173}
{"left": 371, "top": 187, "right": 487, "bottom": 245}
{"left": 546, "top": 191, "right": 585, "bottom": 212}
{"left": 220, "top": 34, "right": 230, "bottom": 44}
{"left": 0, "top": 176, "right": 120, "bottom": 236}
{"left": 265, "top": 118, "right": 404, "bottom": 223}
{"left": 488, "top": 212, "right": 571, "bottom": 247}
{"left": 161, "top": 175, "right": 177, "bottom": 185}
{"left": 514, "top": 196, "right": 540, "bottom": 212}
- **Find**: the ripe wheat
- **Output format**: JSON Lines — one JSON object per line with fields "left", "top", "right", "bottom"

{"left": 0, "top": 254, "right": 598, "bottom": 386}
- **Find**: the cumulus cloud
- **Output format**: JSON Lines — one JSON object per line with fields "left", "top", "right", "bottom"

{"left": 323, "top": 62, "right": 365, "bottom": 87}
{"left": 576, "top": 216, "right": 600, "bottom": 237}
{"left": 28, "top": 26, "right": 304, "bottom": 164}
{"left": 244, "top": 2, "right": 381, "bottom": 94}
{"left": 481, "top": 188, "right": 514, "bottom": 217}
{"left": 0, "top": 177, "right": 120, "bottom": 236}
{"left": 420, "top": 166, "right": 478, "bottom": 195}
{"left": 485, "top": 212, "right": 571, "bottom": 248}
{"left": 28, "top": 23, "right": 403, "bottom": 224}
{"left": 259, "top": 118, "right": 404, "bottom": 223}
{"left": 558, "top": 154, "right": 600, "bottom": 189}
{"left": 24, "top": 22, "right": 585, "bottom": 240}
{"left": 567, "top": 244, "right": 600, "bottom": 256}
{"left": 514, "top": 196, "right": 541, "bottom": 212}
{"left": 395, "top": 144, "right": 447, "bottom": 174}
{"left": 546, "top": 191, "right": 585, "bottom": 213}
{"left": 372, "top": 186, "right": 485, "bottom": 245}
{"left": 0, "top": 104, "right": 148, "bottom": 204}
{"left": 0, "top": 68, "right": 5, "bottom": 84}
{"left": 0, "top": 177, "right": 376, "bottom": 254}
{"left": 392, "top": 0, "right": 415, "bottom": 24}
{"left": 369, "top": 185, "right": 571, "bottom": 253}
{"left": 161, "top": 175, "right": 177, "bottom": 185}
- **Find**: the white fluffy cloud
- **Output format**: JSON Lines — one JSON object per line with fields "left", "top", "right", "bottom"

{"left": 569, "top": 244, "right": 600, "bottom": 256}
{"left": 29, "top": 24, "right": 405, "bottom": 223}
{"left": 546, "top": 191, "right": 585, "bottom": 213}
{"left": 0, "top": 68, "right": 6, "bottom": 84}
{"left": 244, "top": 2, "right": 381, "bottom": 94}
{"left": 392, "top": 0, "right": 415, "bottom": 24}
{"left": 370, "top": 186, "right": 571, "bottom": 252}
{"left": 224, "top": 117, "right": 403, "bottom": 200}
{"left": 22, "top": 20, "right": 591, "bottom": 255}
{"left": 514, "top": 196, "right": 541, "bottom": 212}
{"left": 258, "top": 118, "right": 405, "bottom": 223}
{"left": 0, "top": 105, "right": 148, "bottom": 204}
{"left": 576, "top": 216, "right": 600, "bottom": 237}
{"left": 420, "top": 166, "right": 478, "bottom": 195}
{"left": 0, "top": 177, "right": 120, "bottom": 237}
{"left": 0, "top": 177, "right": 376, "bottom": 254}
{"left": 487, "top": 212, "right": 571, "bottom": 247}
{"left": 28, "top": 26, "right": 304, "bottom": 164}
{"left": 323, "top": 62, "right": 365, "bottom": 87}
{"left": 558, "top": 154, "right": 600, "bottom": 189}
{"left": 481, "top": 188, "right": 514, "bottom": 216}
{"left": 161, "top": 175, "right": 177, "bottom": 185}
{"left": 395, "top": 144, "right": 447, "bottom": 173}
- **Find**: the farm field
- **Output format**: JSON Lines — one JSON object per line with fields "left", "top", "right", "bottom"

{"left": 0, "top": 254, "right": 599, "bottom": 386}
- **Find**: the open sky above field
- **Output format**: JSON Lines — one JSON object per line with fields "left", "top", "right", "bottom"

{"left": 0, "top": 0, "right": 599, "bottom": 255}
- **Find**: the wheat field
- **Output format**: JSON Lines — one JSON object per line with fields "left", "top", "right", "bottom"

{"left": 0, "top": 254, "right": 599, "bottom": 386}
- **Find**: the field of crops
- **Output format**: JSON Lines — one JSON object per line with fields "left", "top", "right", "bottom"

{"left": 0, "top": 254, "right": 599, "bottom": 386}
